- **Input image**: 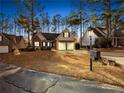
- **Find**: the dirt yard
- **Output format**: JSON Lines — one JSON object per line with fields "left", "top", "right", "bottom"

{"left": 0, "top": 50, "right": 124, "bottom": 87}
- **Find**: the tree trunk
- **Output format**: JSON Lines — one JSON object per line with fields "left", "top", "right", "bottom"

{"left": 58, "top": 22, "right": 59, "bottom": 33}
{"left": 28, "top": 31, "right": 30, "bottom": 46}
{"left": 105, "top": 0, "right": 112, "bottom": 48}
{"left": 31, "top": 0, "right": 34, "bottom": 49}
{"left": 80, "top": 14, "right": 83, "bottom": 47}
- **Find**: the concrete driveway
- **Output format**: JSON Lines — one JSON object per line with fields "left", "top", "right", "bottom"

{"left": 101, "top": 52, "right": 124, "bottom": 67}
{"left": 0, "top": 63, "right": 124, "bottom": 93}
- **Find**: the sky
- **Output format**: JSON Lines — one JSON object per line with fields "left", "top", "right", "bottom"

{"left": 1, "top": 0, "right": 122, "bottom": 19}
{"left": 0, "top": 0, "right": 123, "bottom": 36}
{"left": 0, "top": 0, "right": 74, "bottom": 18}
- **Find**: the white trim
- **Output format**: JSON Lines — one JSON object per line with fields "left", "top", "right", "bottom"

{"left": 47, "top": 42, "right": 50, "bottom": 47}
{"left": 64, "top": 32, "right": 69, "bottom": 37}
{"left": 0, "top": 36, "right": 2, "bottom": 41}
{"left": 43, "top": 42, "right": 45, "bottom": 47}
{"left": 34, "top": 42, "right": 39, "bottom": 46}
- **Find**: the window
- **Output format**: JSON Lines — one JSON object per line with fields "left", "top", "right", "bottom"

{"left": 43, "top": 42, "right": 46, "bottom": 47}
{"left": 64, "top": 32, "right": 69, "bottom": 37}
{"left": 34, "top": 42, "right": 39, "bottom": 46}
{"left": 0, "top": 36, "right": 2, "bottom": 41}
{"left": 47, "top": 42, "right": 50, "bottom": 47}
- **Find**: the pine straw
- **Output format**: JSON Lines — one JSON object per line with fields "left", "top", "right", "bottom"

{"left": 0, "top": 50, "right": 124, "bottom": 87}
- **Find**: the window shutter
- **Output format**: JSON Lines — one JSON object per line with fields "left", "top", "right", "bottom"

{"left": 63, "top": 33, "right": 64, "bottom": 37}
{"left": 69, "top": 33, "right": 70, "bottom": 37}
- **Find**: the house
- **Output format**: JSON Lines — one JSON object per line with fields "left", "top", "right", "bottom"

{"left": 82, "top": 27, "right": 106, "bottom": 47}
{"left": 3, "top": 33, "right": 17, "bottom": 50}
{"left": 16, "top": 36, "right": 27, "bottom": 49}
{"left": 33, "top": 28, "right": 76, "bottom": 50}
{"left": 0, "top": 32, "right": 10, "bottom": 53}
{"left": 82, "top": 27, "right": 124, "bottom": 48}
{"left": 113, "top": 28, "right": 124, "bottom": 47}
{"left": 0, "top": 32, "right": 27, "bottom": 53}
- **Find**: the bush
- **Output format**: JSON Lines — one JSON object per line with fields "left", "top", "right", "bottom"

{"left": 75, "top": 43, "right": 80, "bottom": 49}
{"left": 94, "top": 37, "right": 112, "bottom": 48}
{"left": 25, "top": 46, "right": 35, "bottom": 51}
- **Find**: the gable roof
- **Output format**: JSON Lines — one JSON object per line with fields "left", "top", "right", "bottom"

{"left": 16, "top": 36, "right": 24, "bottom": 43}
{"left": 92, "top": 28, "right": 104, "bottom": 37}
{"left": 42, "top": 33, "right": 59, "bottom": 41}
{"left": 87, "top": 27, "right": 106, "bottom": 37}
{"left": 33, "top": 28, "right": 75, "bottom": 42}
{"left": 56, "top": 28, "right": 75, "bottom": 41}
{"left": 33, "top": 32, "right": 60, "bottom": 41}
{"left": 0, "top": 32, "right": 9, "bottom": 46}
{"left": 0, "top": 33, "right": 26, "bottom": 49}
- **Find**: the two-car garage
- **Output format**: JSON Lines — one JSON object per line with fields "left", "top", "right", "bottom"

{"left": 58, "top": 42, "right": 75, "bottom": 51}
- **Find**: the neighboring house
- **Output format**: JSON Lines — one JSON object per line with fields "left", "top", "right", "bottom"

{"left": 82, "top": 27, "right": 124, "bottom": 47}
{"left": 113, "top": 28, "right": 124, "bottom": 47}
{"left": 0, "top": 32, "right": 10, "bottom": 53}
{"left": 0, "top": 32, "right": 27, "bottom": 53}
{"left": 82, "top": 27, "right": 106, "bottom": 47}
{"left": 33, "top": 28, "right": 76, "bottom": 50}
{"left": 3, "top": 33, "right": 17, "bottom": 50}
{"left": 16, "top": 36, "right": 27, "bottom": 49}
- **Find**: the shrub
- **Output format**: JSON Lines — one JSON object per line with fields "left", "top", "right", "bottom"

{"left": 94, "top": 37, "right": 112, "bottom": 48}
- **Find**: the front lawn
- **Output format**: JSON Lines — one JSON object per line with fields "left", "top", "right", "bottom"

{"left": 0, "top": 50, "right": 124, "bottom": 87}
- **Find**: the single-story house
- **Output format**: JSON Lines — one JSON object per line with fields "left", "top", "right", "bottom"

{"left": 32, "top": 28, "right": 76, "bottom": 50}
{"left": 0, "top": 32, "right": 27, "bottom": 53}
{"left": 82, "top": 27, "right": 106, "bottom": 47}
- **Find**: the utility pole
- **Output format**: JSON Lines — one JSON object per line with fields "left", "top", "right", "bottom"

{"left": 79, "top": 2, "right": 83, "bottom": 48}
{"left": 32, "top": 0, "right": 34, "bottom": 48}
{"left": 89, "top": 35, "right": 93, "bottom": 71}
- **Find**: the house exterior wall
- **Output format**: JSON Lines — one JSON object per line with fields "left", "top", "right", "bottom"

{"left": 56, "top": 29, "right": 75, "bottom": 50}
{"left": 82, "top": 30, "right": 98, "bottom": 46}
{"left": 0, "top": 34, "right": 11, "bottom": 53}
{"left": 56, "top": 30, "right": 75, "bottom": 42}
{"left": 17, "top": 39, "right": 27, "bottom": 49}
{"left": 33, "top": 34, "right": 56, "bottom": 49}
{"left": 32, "top": 29, "right": 76, "bottom": 50}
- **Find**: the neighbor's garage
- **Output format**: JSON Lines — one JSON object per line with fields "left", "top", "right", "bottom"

{"left": 0, "top": 46, "right": 9, "bottom": 53}
{"left": 58, "top": 42, "right": 74, "bottom": 50}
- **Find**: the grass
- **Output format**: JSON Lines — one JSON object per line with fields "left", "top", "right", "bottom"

{"left": 0, "top": 50, "right": 124, "bottom": 87}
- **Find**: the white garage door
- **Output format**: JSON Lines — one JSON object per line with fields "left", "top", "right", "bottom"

{"left": 0, "top": 46, "right": 9, "bottom": 53}
{"left": 58, "top": 42, "right": 66, "bottom": 50}
{"left": 58, "top": 42, "right": 74, "bottom": 50}
{"left": 67, "top": 42, "right": 74, "bottom": 50}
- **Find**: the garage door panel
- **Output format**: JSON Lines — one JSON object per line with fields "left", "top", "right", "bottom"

{"left": 67, "top": 43, "right": 74, "bottom": 50}
{"left": 58, "top": 42, "right": 66, "bottom": 50}
{"left": 58, "top": 42, "right": 74, "bottom": 50}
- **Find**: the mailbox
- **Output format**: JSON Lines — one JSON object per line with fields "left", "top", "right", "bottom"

{"left": 90, "top": 50, "right": 101, "bottom": 60}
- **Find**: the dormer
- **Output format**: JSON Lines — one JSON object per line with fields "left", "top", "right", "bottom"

{"left": 56, "top": 28, "right": 75, "bottom": 42}
{"left": 63, "top": 31, "right": 69, "bottom": 38}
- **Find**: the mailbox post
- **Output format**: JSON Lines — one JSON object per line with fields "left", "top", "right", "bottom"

{"left": 89, "top": 29, "right": 93, "bottom": 71}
